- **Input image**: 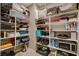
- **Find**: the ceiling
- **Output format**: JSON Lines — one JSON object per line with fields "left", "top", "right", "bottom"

{"left": 18, "top": 3, "right": 48, "bottom": 8}
{"left": 18, "top": 3, "right": 64, "bottom": 9}
{"left": 18, "top": 3, "right": 75, "bottom": 11}
{"left": 18, "top": 3, "right": 32, "bottom": 7}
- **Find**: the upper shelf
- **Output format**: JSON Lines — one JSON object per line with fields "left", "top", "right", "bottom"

{"left": 10, "top": 9, "right": 29, "bottom": 20}
{"left": 0, "top": 29, "right": 28, "bottom": 32}
{"left": 51, "top": 30, "right": 77, "bottom": 33}
{"left": 36, "top": 23, "right": 49, "bottom": 27}
{"left": 0, "top": 34, "right": 29, "bottom": 40}
{"left": 50, "top": 37, "right": 77, "bottom": 42}
{"left": 50, "top": 10, "right": 79, "bottom": 18}
{"left": 1, "top": 20, "right": 15, "bottom": 26}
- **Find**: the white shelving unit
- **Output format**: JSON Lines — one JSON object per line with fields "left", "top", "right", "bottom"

{"left": 77, "top": 11, "right": 79, "bottom": 56}
{"left": 0, "top": 4, "right": 30, "bottom": 54}
{"left": 36, "top": 9, "right": 79, "bottom": 56}
{"left": 49, "top": 10, "right": 78, "bottom": 56}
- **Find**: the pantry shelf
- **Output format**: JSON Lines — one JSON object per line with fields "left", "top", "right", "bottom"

{"left": 50, "top": 37, "right": 78, "bottom": 42}
{"left": 36, "top": 24, "right": 49, "bottom": 27}
{"left": 1, "top": 20, "right": 15, "bottom": 26}
{"left": 16, "top": 41, "right": 29, "bottom": 46}
{"left": 0, "top": 29, "right": 15, "bottom": 32}
{"left": 51, "top": 31, "right": 77, "bottom": 32}
{"left": 51, "top": 10, "right": 79, "bottom": 18}
{"left": 16, "top": 34, "right": 29, "bottom": 38}
{"left": 0, "top": 34, "right": 29, "bottom": 40}
{"left": 36, "top": 42, "right": 49, "bottom": 47}
{"left": 51, "top": 21, "right": 78, "bottom": 25}
{"left": 39, "top": 36, "right": 49, "bottom": 38}
{"left": 0, "top": 29, "right": 28, "bottom": 32}
{"left": 50, "top": 47, "right": 77, "bottom": 55}
{"left": 0, "top": 46, "right": 14, "bottom": 51}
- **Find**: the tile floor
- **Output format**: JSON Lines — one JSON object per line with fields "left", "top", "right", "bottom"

{"left": 15, "top": 48, "right": 41, "bottom": 56}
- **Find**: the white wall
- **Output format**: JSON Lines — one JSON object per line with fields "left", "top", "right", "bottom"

{"left": 38, "top": 3, "right": 64, "bottom": 10}
{"left": 28, "top": 4, "right": 38, "bottom": 50}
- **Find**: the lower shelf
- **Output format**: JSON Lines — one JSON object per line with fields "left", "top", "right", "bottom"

{"left": 16, "top": 42, "right": 29, "bottom": 46}
{"left": 0, "top": 42, "right": 29, "bottom": 51}
{"left": 36, "top": 42, "right": 49, "bottom": 47}
{"left": 50, "top": 46, "right": 77, "bottom": 55}
{"left": 36, "top": 43, "right": 77, "bottom": 55}
{"left": 0, "top": 46, "right": 14, "bottom": 51}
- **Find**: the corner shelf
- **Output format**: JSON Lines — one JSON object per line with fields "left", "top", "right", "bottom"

{"left": 0, "top": 4, "right": 30, "bottom": 53}
{"left": 36, "top": 9, "right": 78, "bottom": 56}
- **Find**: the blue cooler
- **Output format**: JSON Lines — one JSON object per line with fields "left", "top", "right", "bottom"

{"left": 36, "top": 30, "right": 42, "bottom": 37}
{"left": 19, "top": 31, "right": 28, "bottom": 35}
{"left": 20, "top": 38, "right": 29, "bottom": 43}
